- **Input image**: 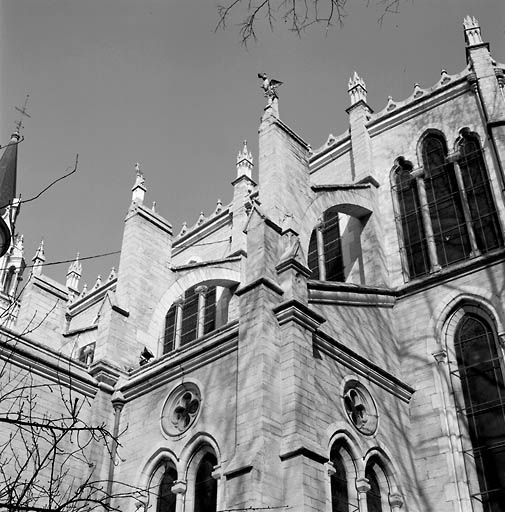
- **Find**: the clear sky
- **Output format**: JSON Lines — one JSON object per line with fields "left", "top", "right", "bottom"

{"left": 0, "top": 0, "right": 504, "bottom": 286}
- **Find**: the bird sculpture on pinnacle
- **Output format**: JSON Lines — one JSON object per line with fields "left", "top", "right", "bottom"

{"left": 258, "top": 73, "right": 283, "bottom": 107}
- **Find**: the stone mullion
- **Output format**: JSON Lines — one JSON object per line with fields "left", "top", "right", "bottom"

{"left": 449, "top": 154, "right": 481, "bottom": 258}
{"left": 413, "top": 168, "right": 441, "bottom": 272}
{"left": 174, "top": 298, "right": 184, "bottom": 350}
{"left": 356, "top": 477, "right": 371, "bottom": 512}
{"left": 171, "top": 480, "right": 186, "bottom": 512}
{"left": 195, "top": 285, "right": 208, "bottom": 338}
{"left": 316, "top": 223, "right": 326, "bottom": 280}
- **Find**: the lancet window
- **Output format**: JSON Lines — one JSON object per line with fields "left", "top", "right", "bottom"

{"left": 308, "top": 209, "right": 344, "bottom": 282}
{"left": 393, "top": 130, "right": 502, "bottom": 279}
{"left": 163, "top": 283, "right": 233, "bottom": 355}
{"left": 452, "top": 313, "right": 505, "bottom": 511}
{"left": 330, "top": 445, "right": 349, "bottom": 512}
{"left": 157, "top": 465, "right": 177, "bottom": 512}
{"left": 365, "top": 465, "right": 382, "bottom": 512}
{"left": 194, "top": 452, "right": 218, "bottom": 512}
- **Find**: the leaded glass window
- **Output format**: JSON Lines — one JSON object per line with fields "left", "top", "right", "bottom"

{"left": 393, "top": 161, "right": 430, "bottom": 278}
{"left": 422, "top": 134, "right": 470, "bottom": 266}
{"left": 194, "top": 453, "right": 217, "bottom": 512}
{"left": 330, "top": 446, "right": 348, "bottom": 512}
{"left": 455, "top": 314, "right": 505, "bottom": 511}
{"left": 157, "top": 466, "right": 177, "bottom": 512}
{"left": 365, "top": 466, "right": 382, "bottom": 512}
{"left": 458, "top": 132, "right": 502, "bottom": 253}
{"left": 308, "top": 209, "right": 344, "bottom": 282}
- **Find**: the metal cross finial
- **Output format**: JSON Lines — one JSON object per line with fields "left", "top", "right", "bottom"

{"left": 14, "top": 94, "right": 31, "bottom": 134}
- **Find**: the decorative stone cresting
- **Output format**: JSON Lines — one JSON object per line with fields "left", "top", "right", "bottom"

{"left": 161, "top": 382, "right": 202, "bottom": 436}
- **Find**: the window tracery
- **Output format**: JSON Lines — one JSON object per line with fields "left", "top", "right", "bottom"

{"left": 393, "top": 130, "right": 502, "bottom": 280}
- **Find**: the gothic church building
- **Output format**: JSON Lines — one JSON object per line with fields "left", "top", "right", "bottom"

{"left": 1, "top": 15, "right": 505, "bottom": 512}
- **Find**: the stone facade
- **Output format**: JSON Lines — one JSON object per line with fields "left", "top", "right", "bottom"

{"left": 1, "top": 15, "right": 505, "bottom": 512}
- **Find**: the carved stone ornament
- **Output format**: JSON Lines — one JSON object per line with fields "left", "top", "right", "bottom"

{"left": 161, "top": 383, "right": 202, "bottom": 436}
{"left": 343, "top": 380, "right": 378, "bottom": 436}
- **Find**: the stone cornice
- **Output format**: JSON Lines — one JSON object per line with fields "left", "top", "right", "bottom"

{"left": 172, "top": 209, "right": 231, "bottom": 254}
{"left": 172, "top": 255, "right": 242, "bottom": 272}
{"left": 62, "top": 324, "right": 98, "bottom": 338}
{"left": 235, "top": 277, "right": 284, "bottom": 297}
{"left": 308, "top": 280, "right": 396, "bottom": 308}
{"left": 126, "top": 203, "right": 173, "bottom": 235}
{"left": 0, "top": 326, "right": 98, "bottom": 397}
{"left": 272, "top": 118, "right": 310, "bottom": 150}
{"left": 68, "top": 279, "right": 117, "bottom": 315}
{"left": 275, "top": 257, "right": 312, "bottom": 278}
{"left": 311, "top": 183, "right": 372, "bottom": 192}
{"left": 273, "top": 299, "right": 326, "bottom": 331}
{"left": 279, "top": 446, "right": 328, "bottom": 464}
{"left": 313, "top": 331, "right": 414, "bottom": 403}
{"left": 32, "top": 275, "right": 68, "bottom": 300}
{"left": 119, "top": 321, "right": 239, "bottom": 401}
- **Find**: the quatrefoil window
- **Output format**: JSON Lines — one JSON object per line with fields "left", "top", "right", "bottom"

{"left": 343, "top": 381, "right": 378, "bottom": 436}
{"left": 161, "top": 383, "right": 202, "bottom": 436}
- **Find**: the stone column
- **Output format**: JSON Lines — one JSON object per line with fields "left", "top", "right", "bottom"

{"left": 325, "top": 462, "right": 336, "bottom": 512}
{"left": 195, "top": 285, "right": 208, "bottom": 338}
{"left": 448, "top": 154, "right": 480, "bottom": 257}
{"left": 316, "top": 223, "right": 326, "bottom": 280}
{"left": 356, "top": 477, "right": 371, "bottom": 512}
{"left": 171, "top": 480, "right": 187, "bottom": 512}
{"left": 413, "top": 168, "right": 441, "bottom": 272}
{"left": 174, "top": 298, "right": 184, "bottom": 350}
{"left": 212, "top": 464, "right": 224, "bottom": 512}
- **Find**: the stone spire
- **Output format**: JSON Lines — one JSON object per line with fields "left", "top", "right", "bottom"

{"left": 131, "top": 162, "right": 146, "bottom": 204}
{"left": 236, "top": 140, "right": 253, "bottom": 179}
{"left": 463, "top": 15, "right": 483, "bottom": 47}
{"left": 66, "top": 252, "right": 82, "bottom": 296}
{"left": 348, "top": 71, "right": 367, "bottom": 106}
{"left": 32, "top": 239, "right": 45, "bottom": 276}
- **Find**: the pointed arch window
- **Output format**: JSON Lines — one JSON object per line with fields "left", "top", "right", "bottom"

{"left": 308, "top": 209, "right": 344, "bottom": 282}
{"left": 162, "top": 284, "right": 223, "bottom": 355}
{"left": 458, "top": 131, "right": 502, "bottom": 254}
{"left": 194, "top": 452, "right": 217, "bottom": 512}
{"left": 422, "top": 133, "right": 470, "bottom": 266}
{"left": 330, "top": 446, "right": 348, "bottom": 512}
{"left": 365, "top": 466, "right": 382, "bottom": 512}
{"left": 157, "top": 466, "right": 177, "bottom": 512}
{"left": 454, "top": 313, "right": 505, "bottom": 511}
{"left": 392, "top": 130, "right": 502, "bottom": 280}
{"left": 392, "top": 159, "right": 430, "bottom": 278}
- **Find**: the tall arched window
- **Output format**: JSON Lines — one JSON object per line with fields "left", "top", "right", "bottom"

{"left": 454, "top": 313, "right": 505, "bottom": 510}
{"left": 365, "top": 466, "right": 382, "bottom": 512}
{"left": 157, "top": 466, "right": 177, "bottom": 512}
{"left": 194, "top": 452, "right": 217, "bottom": 512}
{"left": 422, "top": 133, "right": 469, "bottom": 267}
{"left": 457, "top": 131, "right": 502, "bottom": 254}
{"left": 393, "top": 130, "right": 503, "bottom": 281}
{"left": 392, "top": 159, "right": 430, "bottom": 278}
{"left": 330, "top": 445, "right": 348, "bottom": 512}
{"left": 163, "top": 283, "right": 225, "bottom": 355}
{"left": 308, "top": 209, "right": 344, "bottom": 282}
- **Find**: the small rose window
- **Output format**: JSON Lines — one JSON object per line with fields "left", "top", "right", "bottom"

{"left": 343, "top": 380, "right": 378, "bottom": 436}
{"left": 161, "top": 383, "right": 202, "bottom": 436}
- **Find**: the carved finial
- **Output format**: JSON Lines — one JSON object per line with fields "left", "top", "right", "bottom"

{"left": 214, "top": 199, "right": 223, "bottom": 214}
{"left": 80, "top": 283, "right": 88, "bottom": 298}
{"left": 236, "top": 140, "right": 253, "bottom": 179}
{"left": 93, "top": 274, "right": 102, "bottom": 290}
{"left": 66, "top": 252, "right": 82, "bottom": 296}
{"left": 108, "top": 266, "right": 116, "bottom": 281}
{"left": 178, "top": 222, "right": 188, "bottom": 237}
{"left": 463, "top": 15, "right": 483, "bottom": 46}
{"left": 348, "top": 71, "right": 367, "bottom": 106}
{"left": 132, "top": 162, "right": 146, "bottom": 204}
{"left": 196, "top": 212, "right": 205, "bottom": 226}
{"left": 32, "top": 240, "right": 45, "bottom": 262}
{"left": 440, "top": 69, "right": 451, "bottom": 85}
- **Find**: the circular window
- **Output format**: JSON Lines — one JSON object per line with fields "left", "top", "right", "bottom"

{"left": 342, "top": 380, "right": 378, "bottom": 436}
{"left": 161, "top": 383, "right": 202, "bottom": 436}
